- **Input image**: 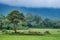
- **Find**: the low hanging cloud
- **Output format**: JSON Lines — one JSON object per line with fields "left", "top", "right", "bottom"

{"left": 0, "top": 0, "right": 60, "bottom": 8}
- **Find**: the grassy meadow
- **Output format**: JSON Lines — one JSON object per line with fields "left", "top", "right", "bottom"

{"left": 0, "top": 29, "right": 60, "bottom": 40}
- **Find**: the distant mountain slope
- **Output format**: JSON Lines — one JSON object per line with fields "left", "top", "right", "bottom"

{"left": 0, "top": 4, "right": 60, "bottom": 20}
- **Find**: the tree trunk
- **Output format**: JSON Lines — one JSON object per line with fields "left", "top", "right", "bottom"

{"left": 14, "top": 24, "right": 17, "bottom": 33}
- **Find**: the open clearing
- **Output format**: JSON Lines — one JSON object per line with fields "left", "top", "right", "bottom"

{"left": 0, "top": 29, "right": 60, "bottom": 40}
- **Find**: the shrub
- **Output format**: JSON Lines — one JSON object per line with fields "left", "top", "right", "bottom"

{"left": 57, "top": 31, "right": 60, "bottom": 32}
{"left": 17, "top": 26, "right": 29, "bottom": 30}
{"left": 2, "top": 29, "right": 7, "bottom": 32}
{"left": 28, "top": 31, "right": 41, "bottom": 35}
{"left": 2, "top": 29, "right": 8, "bottom": 34}
{"left": 44, "top": 31, "right": 51, "bottom": 35}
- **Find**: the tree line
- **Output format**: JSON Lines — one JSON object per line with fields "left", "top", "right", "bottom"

{"left": 0, "top": 10, "right": 60, "bottom": 33}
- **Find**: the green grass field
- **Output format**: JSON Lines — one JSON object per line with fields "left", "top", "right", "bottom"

{"left": 0, "top": 29, "right": 60, "bottom": 40}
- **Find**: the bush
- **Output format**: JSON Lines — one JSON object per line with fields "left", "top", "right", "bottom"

{"left": 57, "top": 31, "right": 60, "bottom": 32}
{"left": 2, "top": 29, "right": 8, "bottom": 34}
{"left": 2, "top": 29, "right": 7, "bottom": 32}
{"left": 44, "top": 31, "right": 51, "bottom": 35}
{"left": 17, "top": 25, "right": 29, "bottom": 30}
{"left": 28, "top": 31, "right": 41, "bottom": 35}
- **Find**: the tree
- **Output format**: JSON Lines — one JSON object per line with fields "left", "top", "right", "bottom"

{"left": 0, "top": 14, "right": 5, "bottom": 30}
{"left": 43, "top": 18, "right": 51, "bottom": 28}
{"left": 25, "top": 13, "right": 33, "bottom": 28}
{"left": 32, "top": 15, "right": 43, "bottom": 28}
{"left": 52, "top": 20, "right": 60, "bottom": 28}
{"left": 7, "top": 10, "right": 24, "bottom": 33}
{"left": 33, "top": 15, "right": 42, "bottom": 23}
{"left": 25, "top": 13, "right": 33, "bottom": 22}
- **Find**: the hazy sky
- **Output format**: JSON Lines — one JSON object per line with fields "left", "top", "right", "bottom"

{"left": 0, "top": 0, "right": 60, "bottom": 8}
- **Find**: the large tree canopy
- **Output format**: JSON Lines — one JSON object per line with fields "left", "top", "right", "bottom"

{"left": 7, "top": 10, "right": 25, "bottom": 33}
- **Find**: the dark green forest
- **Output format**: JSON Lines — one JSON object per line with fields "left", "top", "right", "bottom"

{"left": 0, "top": 10, "right": 60, "bottom": 31}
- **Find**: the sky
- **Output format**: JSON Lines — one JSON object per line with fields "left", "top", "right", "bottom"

{"left": 0, "top": 0, "right": 60, "bottom": 8}
{"left": 0, "top": 0, "right": 60, "bottom": 20}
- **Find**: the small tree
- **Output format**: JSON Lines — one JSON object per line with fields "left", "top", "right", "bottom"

{"left": 7, "top": 10, "right": 24, "bottom": 33}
